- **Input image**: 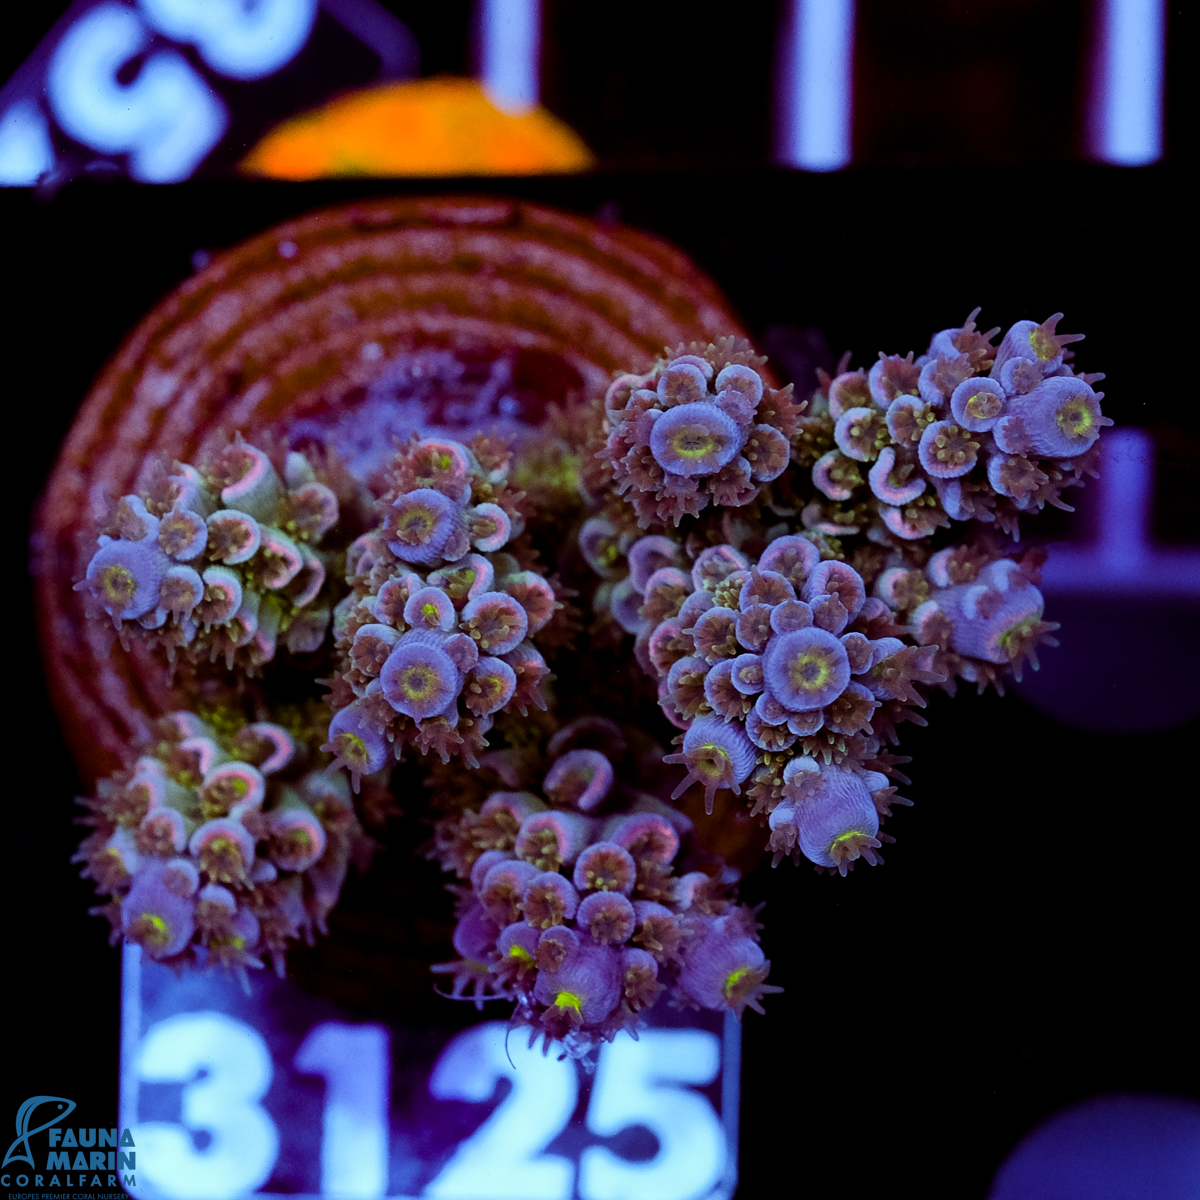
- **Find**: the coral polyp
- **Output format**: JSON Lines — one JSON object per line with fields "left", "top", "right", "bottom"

{"left": 583, "top": 309, "right": 1104, "bottom": 876}
{"left": 597, "top": 339, "right": 804, "bottom": 527}
{"left": 77, "top": 710, "right": 367, "bottom": 978}
{"left": 429, "top": 727, "right": 777, "bottom": 1052}
{"left": 76, "top": 440, "right": 342, "bottom": 673}
{"left": 324, "top": 434, "right": 558, "bottom": 773}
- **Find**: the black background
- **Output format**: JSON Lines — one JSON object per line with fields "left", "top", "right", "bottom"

{"left": 5, "top": 165, "right": 1196, "bottom": 1200}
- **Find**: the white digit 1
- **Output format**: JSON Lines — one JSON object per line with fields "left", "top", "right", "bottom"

{"left": 579, "top": 1030, "right": 725, "bottom": 1200}
{"left": 134, "top": 1012, "right": 279, "bottom": 1200}
{"left": 425, "top": 1022, "right": 577, "bottom": 1200}
{"left": 294, "top": 1022, "right": 390, "bottom": 1200}
{"left": 46, "top": 3, "right": 227, "bottom": 182}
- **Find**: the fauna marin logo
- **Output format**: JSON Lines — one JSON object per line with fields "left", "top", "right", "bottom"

{"left": 1, "top": 1097, "right": 135, "bottom": 1193}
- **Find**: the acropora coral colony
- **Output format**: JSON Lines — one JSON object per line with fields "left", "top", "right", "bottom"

{"left": 71, "top": 309, "right": 1109, "bottom": 1054}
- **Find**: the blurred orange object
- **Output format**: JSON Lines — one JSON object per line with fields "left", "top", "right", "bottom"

{"left": 242, "top": 77, "right": 594, "bottom": 178}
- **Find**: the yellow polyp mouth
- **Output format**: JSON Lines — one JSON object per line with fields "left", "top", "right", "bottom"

{"left": 283, "top": 828, "right": 314, "bottom": 854}
{"left": 966, "top": 391, "right": 1001, "bottom": 420}
{"left": 998, "top": 615, "right": 1040, "bottom": 658}
{"left": 131, "top": 913, "right": 170, "bottom": 951}
{"left": 671, "top": 431, "right": 718, "bottom": 459}
{"left": 1030, "top": 327, "right": 1057, "bottom": 360}
{"left": 697, "top": 746, "right": 731, "bottom": 778}
{"left": 337, "top": 732, "right": 369, "bottom": 766}
{"left": 508, "top": 945, "right": 533, "bottom": 962}
{"left": 400, "top": 510, "right": 436, "bottom": 540}
{"left": 723, "top": 967, "right": 750, "bottom": 998}
{"left": 400, "top": 666, "right": 436, "bottom": 699}
{"left": 1056, "top": 399, "right": 1095, "bottom": 439}
{"left": 201, "top": 838, "right": 244, "bottom": 879}
{"left": 832, "top": 829, "right": 865, "bottom": 847}
{"left": 434, "top": 453, "right": 453, "bottom": 471}
{"left": 422, "top": 602, "right": 440, "bottom": 622}
{"left": 554, "top": 990, "right": 584, "bottom": 1012}
{"left": 100, "top": 565, "right": 136, "bottom": 603}
{"left": 790, "top": 652, "right": 831, "bottom": 691}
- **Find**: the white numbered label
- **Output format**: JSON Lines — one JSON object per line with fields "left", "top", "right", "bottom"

{"left": 47, "top": 3, "right": 227, "bottom": 182}
{"left": 580, "top": 1030, "right": 725, "bottom": 1200}
{"left": 295, "top": 1022, "right": 390, "bottom": 1200}
{"left": 134, "top": 1011, "right": 280, "bottom": 1200}
{"left": 425, "top": 1023, "right": 578, "bottom": 1200}
{"left": 122, "top": 944, "right": 735, "bottom": 1200}
{"left": 139, "top": 0, "right": 318, "bottom": 79}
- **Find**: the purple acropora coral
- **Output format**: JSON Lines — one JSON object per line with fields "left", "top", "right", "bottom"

{"left": 597, "top": 338, "right": 804, "bottom": 527}
{"left": 76, "top": 439, "right": 340, "bottom": 671}
{"left": 795, "top": 311, "right": 1110, "bottom": 541}
{"left": 76, "top": 710, "right": 365, "bottom": 977}
{"left": 429, "top": 723, "right": 777, "bottom": 1050}
{"left": 55, "top": 286, "right": 1114, "bottom": 1051}
{"left": 615, "top": 533, "right": 938, "bottom": 865}
{"left": 323, "top": 435, "right": 558, "bottom": 778}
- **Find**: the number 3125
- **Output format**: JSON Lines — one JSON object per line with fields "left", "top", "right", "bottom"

{"left": 134, "top": 1013, "right": 730, "bottom": 1200}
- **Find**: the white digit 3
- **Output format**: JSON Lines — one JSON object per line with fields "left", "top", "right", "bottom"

{"left": 134, "top": 1011, "right": 279, "bottom": 1200}
{"left": 425, "top": 1023, "right": 577, "bottom": 1200}
{"left": 47, "top": 3, "right": 227, "bottom": 182}
{"left": 580, "top": 1029, "right": 725, "bottom": 1200}
{"left": 138, "top": 0, "right": 318, "bottom": 80}
{"left": 294, "top": 1022, "right": 390, "bottom": 1200}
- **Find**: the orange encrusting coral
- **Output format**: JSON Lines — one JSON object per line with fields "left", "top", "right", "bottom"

{"left": 241, "top": 78, "right": 595, "bottom": 179}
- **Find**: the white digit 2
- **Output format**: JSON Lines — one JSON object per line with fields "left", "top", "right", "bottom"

{"left": 294, "top": 1022, "right": 390, "bottom": 1200}
{"left": 134, "top": 1011, "right": 279, "bottom": 1200}
{"left": 425, "top": 1023, "right": 577, "bottom": 1200}
{"left": 139, "top": 0, "right": 318, "bottom": 79}
{"left": 47, "top": 3, "right": 227, "bottom": 182}
{"left": 580, "top": 1029, "right": 725, "bottom": 1200}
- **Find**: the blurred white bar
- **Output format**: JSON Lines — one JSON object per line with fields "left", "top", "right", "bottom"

{"left": 1040, "top": 429, "right": 1200, "bottom": 597}
{"left": 776, "top": 0, "right": 855, "bottom": 172}
{"left": 1097, "top": 427, "right": 1150, "bottom": 574}
{"left": 1090, "top": 0, "right": 1165, "bottom": 165}
{"left": 480, "top": 0, "right": 540, "bottom": 114}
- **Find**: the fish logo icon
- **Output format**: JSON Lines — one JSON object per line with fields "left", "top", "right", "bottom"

{"left": 2, "top": 1096, "right": 76, "bottom": 1170}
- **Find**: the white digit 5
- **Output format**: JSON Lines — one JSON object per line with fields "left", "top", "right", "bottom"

{"left": 579, "top": 1029, "right": 725, "bottom": 1200}
{"left": 295, "top": 1022, "right": 390, "bottom": 1200}
{"left": 134, "top": 1011, "right": 279, "bottom": 1200}
{"left": 425, "top": 1022, "right": 577, "bottom": 1200}
{"left": 139, "top": 0, "right": 318, "bottom": 79}
{"left": 47, "top": 3, "right": 226, "bottom": 182}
